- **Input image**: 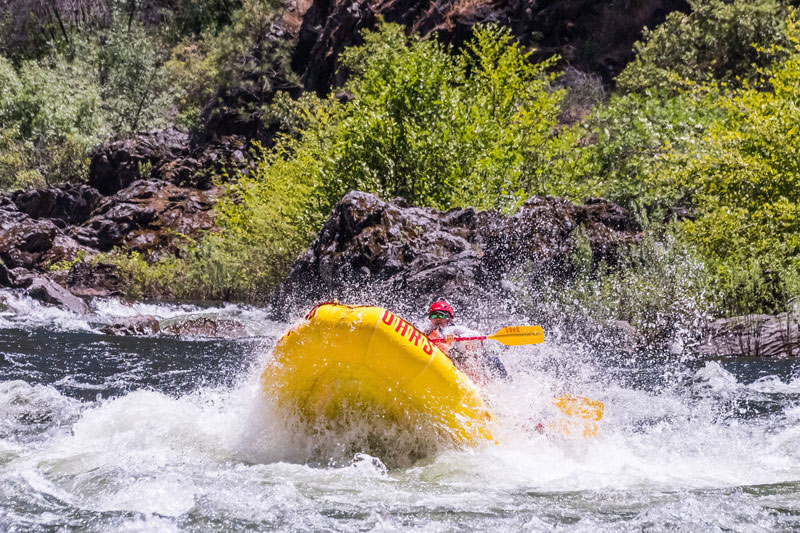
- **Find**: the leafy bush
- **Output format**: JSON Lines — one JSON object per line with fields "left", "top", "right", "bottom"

{"left": 617, "top": 0, "right": 791, "bottom": 93}
{"left": 311, "top": 23, "right": 585, "bottom": 213}
{"left": 0, "top": 18, "right": 176, "bottom": 189}
{"left": 0, "top": 53, "right": 103, "bottom": 187}
{"left": 675, "top": 38, "right": 800, "bottom": 314}
{"left": 585, "top": 90, "right": 723, "bottom": 212}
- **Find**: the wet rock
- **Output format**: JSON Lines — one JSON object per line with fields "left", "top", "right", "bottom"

{"left": 0, "top": 261, "right": 13, "bottom": 288}
{"left": 0, "top": 219, "right": 59, "bottom": 269}
{"left": 272, "top": 191, "right": 641, "bottom": 319}
{"left": 102, "top": 315, "right": 161, "bottom": 336}
{"left": 8, "top": 268, "right": 34, "bottom": 288}
{"left": 693, "top": 311, "right": 800, "bottom": 358}
{"left": 161, "top": 317, "right": 248, "bottom": 339}
{"left": 26, "top": 277, "right": 89, "bottom": 315}
{"left": 11, "top": 184, "right": 101, "bottom": 225}
{"left": 66, "top": 261, "right": 123, "bottom": 297}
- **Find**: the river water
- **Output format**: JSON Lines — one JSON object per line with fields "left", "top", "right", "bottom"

{"left": 1, "top": 292, "right": 799, "bottom": 531}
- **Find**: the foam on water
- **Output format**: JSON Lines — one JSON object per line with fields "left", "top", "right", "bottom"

{"left": 0, "top": 290, "right": 283, "bottom": 337}
{"left": 1, "top": 296, "right": 800, "bottom": 530}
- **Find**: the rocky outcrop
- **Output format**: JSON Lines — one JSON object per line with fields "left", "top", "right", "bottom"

{"left": 73, "top": 179, "right": 219, "bottom": 254}
{"left": 87, "top": 128, "right": 252, "bottom": 196}
{"left": 694, "top": 310, "right": 800, "bottom": 358}
{"left": 161, "top": 317, "right": 248, "bottom": 339}
{"left": 293, "top": 0, "right": 689, "bottom": 93}
{"left": 102, "top": 315, "right": 161, "bottom": 336}
{"left": 0, "top": 175, "right": 220, "bottom": 301}
{"left": 272, "top": 191, "right": 641, "bottom": 319}
{"left": 26, "top": 277, "right": 89, "bottom": 314}
{"left": 88, "top": 129, "right": 191, "bottom": 195}
{"left": 11, "top": 184, "right": 101, "bottom": 226}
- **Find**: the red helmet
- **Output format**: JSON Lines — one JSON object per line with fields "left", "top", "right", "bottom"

{"left": 429, "top": 300, "right": 454, "bottom": 318}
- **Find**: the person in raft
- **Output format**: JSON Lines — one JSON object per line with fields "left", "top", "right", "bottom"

{"left": 422, "top": 299, "right": 508, "bottom": 383}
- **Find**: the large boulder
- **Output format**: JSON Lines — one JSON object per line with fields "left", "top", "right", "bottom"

{"left": 88, "top": 129, "right": 191, "bottom": 195}
{"left": 0, "top": 219, "right": 59, "bottom": 269}
{"left": 26, "top": 277, "right": 89, "bottom": 314}
{"left": 272, "top": 191, "right": 641, "bottom": 319}
{"left": 11, "top": 184, "right": 101, "bottom": 226}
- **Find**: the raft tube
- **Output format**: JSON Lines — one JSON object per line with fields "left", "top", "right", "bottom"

{"left": 262, "top": 303, "right": 494, "bottom": 445}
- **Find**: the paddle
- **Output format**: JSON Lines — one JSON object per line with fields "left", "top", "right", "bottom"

{"left": 552, "top": 395, "right": 604, "bottom": 421}
{"left": 429, "top": 325, "right": 545, "bottom": 346}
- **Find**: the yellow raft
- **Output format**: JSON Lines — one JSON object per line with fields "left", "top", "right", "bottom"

{"left": 261, "top": 303, "right": 494, "bottom": 445}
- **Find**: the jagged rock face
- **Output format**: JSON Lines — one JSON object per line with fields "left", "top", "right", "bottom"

{"left": 694, "top": 311, "right": 800, "bottom": 358}
{"left": 293, "top": 0, "right": 689, "bottom": 93}
{"left": 88, "top": 129, "right": 191, "bottom": 195}
{"left": 11, "top": 184, "right": 101, "bottom": 226}
{"left": 0, "top": 178, "right": 219, "bottom": 299}
{"left": 72, "top": 179, "right": 219, "bottom": 254}
{"left": 272, "top": 191, "right": 641, "bottom": 319}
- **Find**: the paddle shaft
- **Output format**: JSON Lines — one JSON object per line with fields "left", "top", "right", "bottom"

{"left": 428, "top": 325, "right": 544, "bottom": 346}
{"left": 430, "top": 335, "right": 486, "bottom": 343}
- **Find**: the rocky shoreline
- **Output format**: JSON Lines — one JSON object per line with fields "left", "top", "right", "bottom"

{"left": 1, "top": 171, "right": 797, "bottom": 357}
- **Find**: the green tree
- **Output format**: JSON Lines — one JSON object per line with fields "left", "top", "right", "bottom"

{"left": 617, "top": 0, "right": 791, "bottom": 93}
{"left": 91, "top": 20, "right": 174, "bottom": 134}
{"left": 317, "top": 23, "right": 582, "bottom": 213}
{"left": 676, "top": 44, "right": 800, "bottom": 312}
{"left": 586, "top": 90, "right": 723, "bottom": 212}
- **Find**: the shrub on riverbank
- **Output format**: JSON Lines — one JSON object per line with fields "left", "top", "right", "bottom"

{"left": 0, "top": 0, "right": 288, "bottom": 189}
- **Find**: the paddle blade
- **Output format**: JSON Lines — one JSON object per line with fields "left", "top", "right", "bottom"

{"left": 547, "top": 419, "right": 600, "bottom": 439}
{"left": 487, "top": 325, "right": 544, "bottom": 346}
{"left": 553, "top": 395, "right": 604, "bottom": 421}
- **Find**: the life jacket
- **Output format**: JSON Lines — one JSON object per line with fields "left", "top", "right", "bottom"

{"left": 427, "top": 328, "right": 489, "bottom": 384}
{"left": 427, "top": 329, "right": 453, "bottom": 355}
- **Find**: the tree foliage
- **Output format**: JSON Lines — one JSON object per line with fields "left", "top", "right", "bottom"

{"left": 676, "top": 41, "right": 800, "bottom": 313}
{"left": 312, "top": 23, "right": 582, "bottom": 213}
{"left": 617, "top": 0, "right": 791, "bottom": 93}
{"left": 0, "top": 19, "right": 174, "bottom": 189}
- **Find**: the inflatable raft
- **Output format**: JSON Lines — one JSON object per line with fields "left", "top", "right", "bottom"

{"left": 261, "top": 303, "right": 494, "bottom": 445}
